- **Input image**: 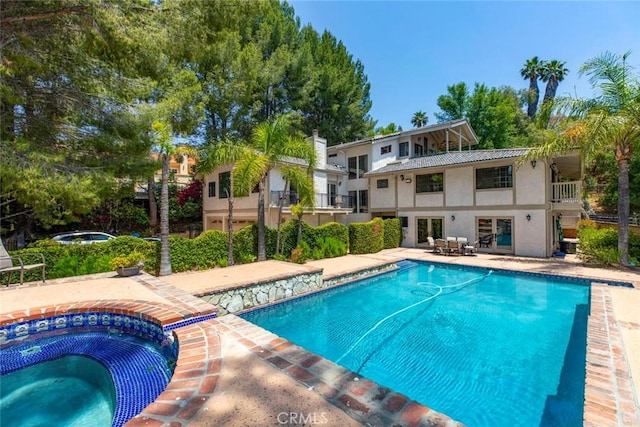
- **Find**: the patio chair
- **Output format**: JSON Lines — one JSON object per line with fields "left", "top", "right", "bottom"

{"left": 427, "top": 236, "right": 436, "bottom": 252}
{"left": 456, "top": 237, "right": 468, "bottom": 245}
{"left": 0, "top": 239, "right": 46, "bottom": 286}
{"left": 446, "top": 239, "right": 460, "bottom": 256}
{"left": 434, "top": 239, "right": 447, "bottom": 254}
{"left": 479, "top": 234, "right": 493, "bottom": 248}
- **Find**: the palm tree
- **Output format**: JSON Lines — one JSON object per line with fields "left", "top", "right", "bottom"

{"left": 520, "top": 56, "right": 545, "bottom": 119}
{"left": 198, "top": 139, "right": 248, "bottom": 266}
{"left": 527, "top": 51, "right": 640, "bottom": 265}
{"left": 411, "top": 111, "right": 428, "bottom": 128}
{"left": 151, "top": 121, "right": 197, "bottom": 276}
{"left": 541, "top": 60, "right": 569, "bottom": 103}
{"left": 234, "top": 114, "right": 316, "bottom": 261}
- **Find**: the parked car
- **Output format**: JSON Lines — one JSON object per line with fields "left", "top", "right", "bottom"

{"left": 51, "top": 231, "right": 116, "bottom": 244}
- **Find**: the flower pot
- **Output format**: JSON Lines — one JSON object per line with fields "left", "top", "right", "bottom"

{"left": 116, "top": 266, "right": 140, "bottom": 277}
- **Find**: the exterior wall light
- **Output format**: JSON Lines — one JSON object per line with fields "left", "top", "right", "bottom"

{"left": 400, "top": 174, "right": 405, "bottom": 181}
{"left": 405, "top": 178, "right": 412, "bottom": 183}
{"left": 531, "top": 160, "right": 537, "bottom": 169}
{"left": 526, "top": 214, "right": 531, "bottom": 221}
{"left": 451, "top": 215, "right": 455, "bottom": 221}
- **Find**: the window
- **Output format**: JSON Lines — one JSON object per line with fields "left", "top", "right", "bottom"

{"left": 348, "top": 154, "right": 368, "bottom": 179}
{"left": 377, "top": 179, "right": 389, "bottom": 189}
{"left": 381, "top": 145, "right": 392, "bottom": 154}
{"left": 416, "top": 173, "right": 444, "bottom": 193}
{"left": 400, "top": 216, "right": 408, "bottom": 228}
{"left": 399, "top": 142, "right": 409, "bottom": 157}
{"left": 208, "top": 182, "right": 216, "bottom": 197}
{"left": 414, "top": 143, "right": 424, "bottom": 157}
{"left": 219, "top": 171, "right": 231, "bottom": 198}
{"left": 349, "top": 190, "right": 368, "bottom": 213}
{"left": 328, "top": 153, "right": 337, "bottom": 158}
{"left": 476, "top": 166, "right": 513, "bottom": 189}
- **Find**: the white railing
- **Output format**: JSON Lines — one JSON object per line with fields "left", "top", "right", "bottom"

{"left": 551, "top": 181, "right": 581, "bottom": 204}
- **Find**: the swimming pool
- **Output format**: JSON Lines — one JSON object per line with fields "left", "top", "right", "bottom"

{"left": 242, "top": 260, "right": 591, "bottom": 426}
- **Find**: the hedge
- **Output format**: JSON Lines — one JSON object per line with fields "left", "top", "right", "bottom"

{"left": 577, "top": 225, "right": 640, "bottom": 265}
{"left": 349, "top": 217, "right": 384, "bottom": 254}
{"left": 382, "top": 218, "right": 402, "bottom": 249}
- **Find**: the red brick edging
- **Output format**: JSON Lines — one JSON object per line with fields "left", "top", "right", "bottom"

{"left": 584, "top": 284, "right": 640, "bottom": 427}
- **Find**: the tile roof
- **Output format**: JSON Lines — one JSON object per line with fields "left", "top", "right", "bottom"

{"left": 365, "top": 148, "right": 531, "bottom": 176}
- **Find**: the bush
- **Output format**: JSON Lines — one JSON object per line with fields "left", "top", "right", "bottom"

{"left": 190, "top": 230, "right": 227, "bottom": 270}
{"left": 576, "top": 218, "right": 597, "bottom": 230}
{"left": 290, "top": 241, "right": 311, "bottom": 264}
{"left": 382, "top": 218, "right": 402, "bottom": 249}
{"left": 109, "top": 252, "right": 144, "bottom": 270}
{"left": 278, "top": 220, "right": 316, "bottom": 258}
{"left": 349, "top": 217, "right": 384, "bottom": 254}
{"left": 315, "top": 222, "right": 348, "bottom": 249}
{"left": 312, "top": 237, "right": 347, "bottom": 260}
{"left": 578, "top": 226, "right": 619, "bottom": 264}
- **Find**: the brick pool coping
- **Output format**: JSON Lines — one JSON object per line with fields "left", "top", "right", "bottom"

{"left": 584, "top": 284, "right": 640, "bottom": 426}
{"left": 216, "top": 314, "right": 462, "bottom": 427}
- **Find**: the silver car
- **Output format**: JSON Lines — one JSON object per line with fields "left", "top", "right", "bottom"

{"left": 52, "top": 231, "right": 116, "bottom": 244}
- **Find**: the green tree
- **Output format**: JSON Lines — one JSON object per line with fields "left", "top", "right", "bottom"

{"left": 369, "top": 123, "right": 403, "bottom": 136}
{"left": 528, "top": 51, "right": 640, "bottom": 265}
{"left": 411, "top": 111, "right": 429, "bottom": 128}
{"left": 520, "top": 56, "right": 545, "bottom": 119}
{"left": 436, "top": 83, "right": 527, "bottom": 148}
{"left": 1, "top": 0, "right": 163, "bottom": 232}
{"left": 198, "top": 140, "right": 249, "bottom": 266}
{"left": 541, "top": 60, "right": 570, "bottom": 103}
{"left": 435, "top": 83, "right": 469, "bottom": 122}
{"left": 234, "top": 114, "right": 316, "bottom": 261}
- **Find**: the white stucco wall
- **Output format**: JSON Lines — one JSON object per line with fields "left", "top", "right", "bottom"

{"left": 370, "top": 176, "right": 397, "bottom": 210}
{"left": 515, "top": 161, "right": 547, "bottom": 205}
{"left": 445, "top": 167, "right": 474, "bottom": 206}
{"left": 476, "top": 189, "right": 513, "bottom": 206}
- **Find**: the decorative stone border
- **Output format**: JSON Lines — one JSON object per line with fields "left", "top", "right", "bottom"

{"left": 584, "top": 284, "right": 640, "bottom": 426}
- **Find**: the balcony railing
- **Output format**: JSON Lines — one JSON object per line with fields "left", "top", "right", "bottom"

{"left": 270, "top": 191, "right": 354, "bottom": 209}
{"left": 551, "top": 181, "right": 581, "bottom": 204}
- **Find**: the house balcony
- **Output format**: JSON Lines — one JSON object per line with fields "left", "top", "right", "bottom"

{"left": 270, "top": 191, "right": 354, "bottom": 210}
{"left": 551, "top": 181, "right": 582, "bottom": 211}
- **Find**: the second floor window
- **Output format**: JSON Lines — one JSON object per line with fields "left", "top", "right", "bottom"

{"left": 416, "top": 173, "right": 444, "bottom": 193}
{"left": 399, "top": 142, "right": 409, "bottom": 157}
{"left": 377, "top": 179, "right": 389, "bottom": 189}
{"left": 476, "top": 166, "right": 513, "bottom": 189}
{"left": 348, "top": 154, "right": 368, "bottom": 179}
{"left": 208, "top": 182, "right": 216, "bottom": 197}
{"left": 219, "top": 171, "right": 231, "bottom": 198}
{"left": 381, "top": 145, "right": 392, "bottom": 154}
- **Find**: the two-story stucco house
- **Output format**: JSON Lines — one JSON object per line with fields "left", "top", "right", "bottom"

{"left": 201, "top": 130, "right": 353, "bottom": 232}
{"left": 202, "top": 119, "right": 583, "bottom": 258}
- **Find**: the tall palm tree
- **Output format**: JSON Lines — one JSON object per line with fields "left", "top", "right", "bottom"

{"left": 520, "top": 56, "right": 545, "bottom": 119}
{"left": 198, "top": 139, "right": 248, "bottom": 266}
{"left": 541, "top": 60, "right": 569, "bottom": 103}
{"left": 411, "top": 111, "right": 428, "bottom": 128}
{"left": 527, "top": 51, "right": 640, "bottom": 265}
{"left": 234, "top": 114, "right": 316, "bottom": 261}
{"left": 152, "top": 121, "right": 198, "bottom": 276}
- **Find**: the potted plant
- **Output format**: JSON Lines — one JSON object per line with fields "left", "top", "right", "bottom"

{"left": 109, "top": 252, "right": 144, "bottom": 277}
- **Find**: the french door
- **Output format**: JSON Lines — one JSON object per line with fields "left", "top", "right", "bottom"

{"left": 417, "top": 217, "right": 443, "bottom": 246}
{"left": 476, "top": 217, "right": 513, "bottom": 253}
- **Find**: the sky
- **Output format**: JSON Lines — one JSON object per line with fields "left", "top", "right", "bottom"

{"left": 290, "top": 1, "right": 640, "bottom": 131}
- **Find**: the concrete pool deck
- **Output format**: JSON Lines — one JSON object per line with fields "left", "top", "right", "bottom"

{"left": 1, "top": 248, "right": 639, "bottom": 426}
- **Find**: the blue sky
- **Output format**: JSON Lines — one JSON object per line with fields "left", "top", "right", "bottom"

{"left": 290, "top": 1, "right": 640, "bottom": 131}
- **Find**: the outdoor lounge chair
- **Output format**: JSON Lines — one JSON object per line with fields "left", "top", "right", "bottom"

{"left": 427, "top": 236, "right": 435, "bottom": 252}
{"left": 0, "top": 239, "right": 46, "bottom": 286}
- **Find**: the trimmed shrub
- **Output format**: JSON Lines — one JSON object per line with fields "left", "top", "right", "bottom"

{"left": 190, "top": 230, "right": 228, "bottom": 270}
{"left": 315, "top": 222, "right": 348, "bottom": 249}
{"left": 349, "top": 217, "right": 384, "bottom": 254}
{"left": 278, "top": 220, "right": 316, "bottom": 258}
{"left": 383, "top": 218, "right": 402, "bottom": 249}
{"left": 167, "top": 236, "right": 194, "bottom": 273}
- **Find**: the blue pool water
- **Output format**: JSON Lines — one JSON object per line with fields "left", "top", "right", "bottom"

{"left": 1, "top": 355, "right": 116, "bottom": 426}
{"left": 0, "top": 331, "right": 177, "bottom": 427}
{"left": 242, "top": 261, "right": 590, "bottom": 426}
